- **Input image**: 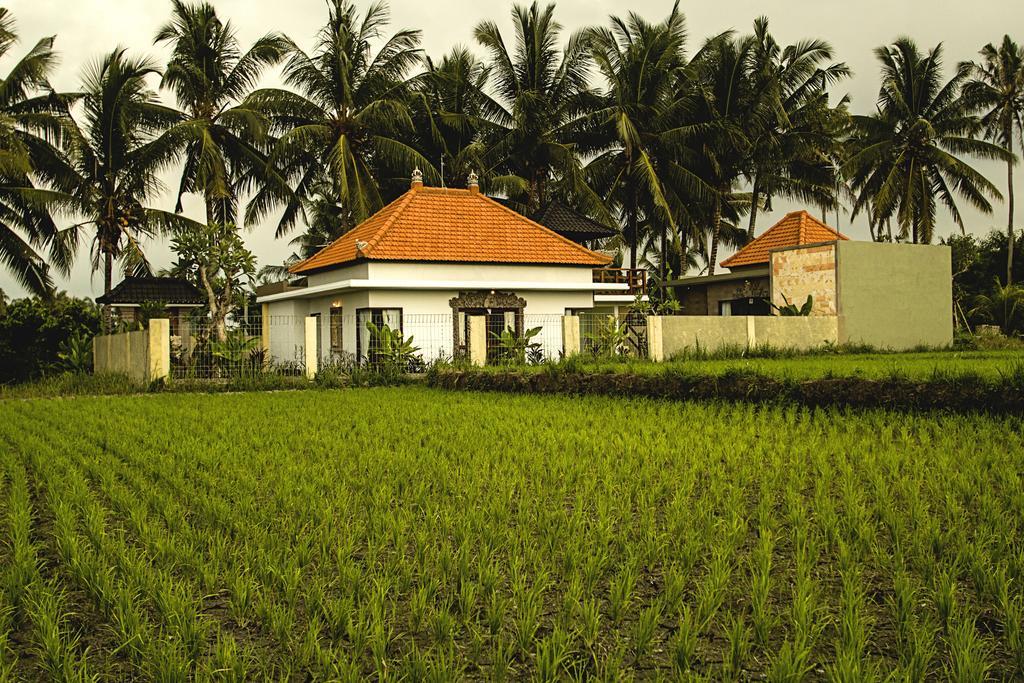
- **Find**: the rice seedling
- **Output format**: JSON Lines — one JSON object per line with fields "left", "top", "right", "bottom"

{"left": 0, "top": 387, "right": 1021, "bottom": 678}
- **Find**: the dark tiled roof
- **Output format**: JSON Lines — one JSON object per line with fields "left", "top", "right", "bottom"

{"left": 531, "top": 201, "right": 618, "bottom": 242}
{"left": 96, "top": 277, "right": 205, "bottom": 305}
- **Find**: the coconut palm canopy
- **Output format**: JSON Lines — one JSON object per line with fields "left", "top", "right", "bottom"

{"left": 0, "top": 1, "right": 1018, "bottom": 296}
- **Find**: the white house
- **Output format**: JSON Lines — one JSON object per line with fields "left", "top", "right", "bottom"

{"left": 256, "top": 171, "right": 635, "bottom": 363}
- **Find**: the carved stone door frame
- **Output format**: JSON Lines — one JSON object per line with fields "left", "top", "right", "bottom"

{"left": 449, "top": 291, "right": 527, "bottom": 358}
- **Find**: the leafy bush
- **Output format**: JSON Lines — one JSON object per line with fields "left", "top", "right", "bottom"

{"left": 490, "top": 326, "right": 542, "bottom": 365}
{"left": 0, "top": 293, "right": 101, "bottom": 384}
{"left": 584, "top": 316, "right": 630, "bottom": 358}
{"left": 363, "top": 321, "right": 422, "bottom": 380}
{"left": 771, "top": 294, "right": 814, "bottom": 316}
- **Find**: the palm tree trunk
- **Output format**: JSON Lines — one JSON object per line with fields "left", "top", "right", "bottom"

{"left": 102, "top": 249, "right": 113, "bottom": 333}
{"left": 1006, "top": 135, "right": 1015, "bottom": 285}
{"left": 660, "top": 220, "right": 668, "bottom": 282}
{"left": 747, "top": 176, "right": 760, "bottom": 240}
{"left": 628, "top": 188, "right": 639, "bottom": 271}
{"left": 708, "top": 186, "right": 724, "bottom": 277}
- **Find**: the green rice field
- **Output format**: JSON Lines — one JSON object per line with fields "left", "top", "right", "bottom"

{"left": 1, "top": 387, "right": 1022, "bottom": 680}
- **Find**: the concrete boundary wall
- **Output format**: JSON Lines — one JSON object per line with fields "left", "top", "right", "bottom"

{"left": 93, "top": 318, "right": 170, "bottom": 383}
{"left": 653, "top": 315, "right": 838, "bottom": 358}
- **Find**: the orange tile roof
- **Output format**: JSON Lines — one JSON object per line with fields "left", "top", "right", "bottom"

{"left": 290, "top": 186, "right": 611, "bottom": 274}
{"left": 720, "top": 210, "right": 848, "bottom": 269}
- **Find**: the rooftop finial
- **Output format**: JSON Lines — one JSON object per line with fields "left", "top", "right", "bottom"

{"left": 467, "top": 170, "right": 479, "bottom": 194}
{"left": 411, "top": 167, "right": 424, "bottom": 189}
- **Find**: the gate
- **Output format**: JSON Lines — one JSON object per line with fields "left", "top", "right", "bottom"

{"left": 623, "top": 309, "right": 648, "bottom": 358}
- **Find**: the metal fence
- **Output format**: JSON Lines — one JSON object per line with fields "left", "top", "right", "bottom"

{"left": 578, "top": 311, "right": 648, "bottom": 359}
{"left": 168, "top": 311, "right": 570, "bottom": 378}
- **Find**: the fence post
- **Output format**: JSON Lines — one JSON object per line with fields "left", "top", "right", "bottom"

{"left": 468, "top": 316, "right": 487, "bottom": 366}
{"left": 304, "top": 315, "right": 318, "bottom": 379}
{"left": 647, "top": 316, "right": 664, "bottom": 362}
{"left": 147, "top": 319, "right": 170, "bottom": 383}
{"left": 562, "top": 315, "right": 580, "bottom": 357}
{"left": 746, "top": 316, "right": 757, "bottom": 349}
{"left": 180, "top": 316, "right": 193, "bottom": 358}
{"left": 261, "top": 303, "right": 271, "bottom": 361}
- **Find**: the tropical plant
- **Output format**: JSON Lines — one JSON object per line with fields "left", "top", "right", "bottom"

{"left": 63, "top": 49, "right": 202, "bottom": 324}
{"left": 0, "top": 292, "right": 99, "bottom": 383}
{"left": 0, "top": 8, "right": 78, "bottom": 296}
{"left": 584, "top": 315, "right": 630, "bottom": 358}
{"left": 844, "top": 39, "right": 1008, "bottom": 244}
{"left": 970, "top": 278, "right": 1024, "bottom": 335}
{"left": 244, "top": 0, "right": 433, "bottom": 237}
{"left": 490, "top": 325, "right": 542, "bottom": 365}
{"left": 57, "top": 330, "right": 92, "bottom": 373}
{"left": 171, "top": 221, "right": 255, "bottom": 343}
{"left": 364, "top": 320, "right": 420, "bottom": 374}
{"left": 963, "top": 36, "right": 1024, "bottom": 284}
{"left": 771, "top": 293, "right": 814, "bottom": 316}
{"left": 744, "top": 17, "right": 851, "bottom": 239}
{"left": 689, "top": 31, "right": 759, "bottom": 275}
{"left": 474, "top": 2, "right": 602, "bottom": 213}
{"left": 411, "top": 47, "right": 491, "bottom": 188}
{"left": 210, "top": 329, "right": 261, "bottom": 376}
{"left": 584, "top": 3, "right": 696, "bottom": 276}
{"left": 155, "top": 0, "right": 289, "bottom": 224}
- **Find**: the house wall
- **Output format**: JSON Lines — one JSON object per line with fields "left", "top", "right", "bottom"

{"left": 770, "top": 243, "right": 838, "bottom": 315}
{"left": 265, "top": 261, "right": 596, "bottom": 364}
{"left": 658, "top": 315, "right": 839, "bottom": 357}
{"left": 834, "top": 241, "right": 953, "bottom": 349}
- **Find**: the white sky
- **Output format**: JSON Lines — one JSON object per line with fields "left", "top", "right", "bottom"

{"left": 3, "top": 0, "right": 1022, "bottom": 298}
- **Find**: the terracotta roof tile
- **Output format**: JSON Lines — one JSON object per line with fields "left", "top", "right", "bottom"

{"left": 721, "top": 210, "right": 848, "bottom": 269}
{"left": 291, "top": 187, "right": 611, "bottom": 274}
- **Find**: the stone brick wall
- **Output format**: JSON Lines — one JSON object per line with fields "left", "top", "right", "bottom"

{"left": 770, "top": 244, "right": 838, "bottom": 315}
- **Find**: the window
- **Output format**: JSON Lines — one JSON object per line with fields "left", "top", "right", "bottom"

{"left": 356, "top": 308, "right": 402, "bottom": 363}
{"left": 718, "top": 298, "right": 770, "bottom": 316}
{"left": 330, "top": 306, "right": 344, "bottom": 355}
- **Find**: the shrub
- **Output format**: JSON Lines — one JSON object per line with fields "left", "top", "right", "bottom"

{"left": 0, "top": 294, "right": 100, "bottom": 383}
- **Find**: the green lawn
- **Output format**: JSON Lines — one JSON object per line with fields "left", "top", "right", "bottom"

{"left": 1, "top": 387, "right": 1021, "bottom": 680}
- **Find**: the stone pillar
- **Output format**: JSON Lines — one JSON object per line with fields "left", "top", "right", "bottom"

{"left": 562, "top": 315, "right": 580, "bottom": 357}
{"left": 261, "top": 303, "right": 271, "bottom": 360}
{"left": 147, "top": 318, "right": 170, "bottom": 382}
{"left": 468, "top": 316, "right": 487, "bottom": 366}
{"left": 304, "top": 315, "right": 318, "bottom": 379}
{"left": 746, "top": 316, "right": 757, "bottom": 349}
{"left": 647, "top": 316, "right": 664, "bottom": 362}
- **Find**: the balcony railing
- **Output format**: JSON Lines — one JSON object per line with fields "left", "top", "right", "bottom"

{"left": 593, "top": 268, "right": 648, "bottom": 295}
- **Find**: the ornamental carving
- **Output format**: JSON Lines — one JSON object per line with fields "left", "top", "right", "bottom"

{"left": 732, "top": 279, "right": 768, "bottom": 300}
{"left": 448, "top": 291, "right": 526, "bottom": 311}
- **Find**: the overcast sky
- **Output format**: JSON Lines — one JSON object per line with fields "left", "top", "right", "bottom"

{"left": 3, "top": 0, "right": 1022, "bottom": 299}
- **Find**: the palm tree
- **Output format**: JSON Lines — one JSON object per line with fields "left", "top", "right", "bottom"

{"left": 64, "top": 49, "right": 201, "bottom": 318}
{"left": 474, "top": 2, "right": 601, "bottom": 213}
{"left": 844, "top": 39, "right": 1008, "bottom": 244}
{"left": 585, "top": 2, "right": 706, "bottom": 277}
{"left": 689, "top": 32, "right": 760, "bottom": 275}
{"left": 744, "top": 17, "right": 851, "bottom": 239}
{"left": 970, "top": 277, "right": 1024, "bottom": 334}
{"left": 0, "top": 9, "right": 77, "bottom": 296}
{"left": 155, "top": 0, "right": 288, "bottom": 225}
{"left": 244, "top": 0, "right": 432, "bottom": 238}
{"left": 964, "top": 36, "right": 1024, "bottom": 284}
{"left": 411, "top": 47, "right": 491, "bottom": 188}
